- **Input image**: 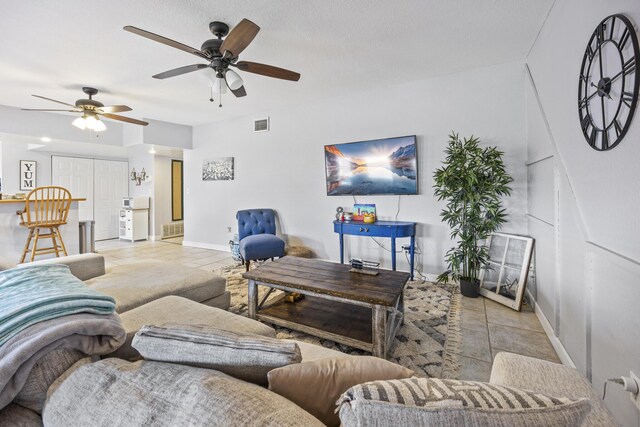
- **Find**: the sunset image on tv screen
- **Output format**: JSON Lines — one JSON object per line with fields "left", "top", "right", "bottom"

{"left": 324, "top": 135, "right": 417, "bottom": 195}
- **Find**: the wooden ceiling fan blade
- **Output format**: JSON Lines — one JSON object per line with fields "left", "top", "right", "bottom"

{"left": 234, "top": 61, "right": 300, "bottom": 81}
{"left": 99, "top": 105, "right": 132, "bottom": 113}
{"left": 21, "top": 108, "right": 79, "bottom": 112}
{"left": 220, "top": 19, "right": 260, "bottom": 57}
{"left": 31, "top": 94, "right": 79, "bottom": 108}
{"left": 102, "top": 113, "right": 149, "bottom": 126}
{"left": 124, "top": 26, "right": 210, "bottom": 60}
{"left": 152, "top": 64, "right": 208, "bottom": 79}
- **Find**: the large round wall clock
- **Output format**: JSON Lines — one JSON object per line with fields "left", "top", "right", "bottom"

{"left": 578, "top": 14, "right": 639, "bottom": 151}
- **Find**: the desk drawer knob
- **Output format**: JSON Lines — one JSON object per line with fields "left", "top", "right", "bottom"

{"left": 359, "top": 227, "right": 364, "bottom": 232}
{"left": 365, "top": 228, "right": 369, "bottom": 232}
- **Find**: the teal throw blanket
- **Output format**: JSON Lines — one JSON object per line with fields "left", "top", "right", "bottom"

{"left": 0, "top": 264, "right": 116, "bottom": 346}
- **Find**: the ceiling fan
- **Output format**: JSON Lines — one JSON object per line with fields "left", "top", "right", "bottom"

{"left": 21, "top": 87, "right": 149, "bottom": 131}
{"left": 123, "top": 19, "right": 300, "bottom": 106}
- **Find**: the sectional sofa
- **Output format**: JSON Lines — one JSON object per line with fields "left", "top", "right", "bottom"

{"left": 20, "top": 253, "right": 230, "bottom": 312}
{"left": 0, "top": 254, "right": 617, "bottom": 426}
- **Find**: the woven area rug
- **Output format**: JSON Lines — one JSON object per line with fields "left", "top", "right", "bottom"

{"left": 216, "top": 262, "right": 461, "bottom": 379}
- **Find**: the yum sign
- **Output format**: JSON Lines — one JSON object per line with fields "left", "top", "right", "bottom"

{"left": 20, "top": 160, "right": 37, "bottom": 191}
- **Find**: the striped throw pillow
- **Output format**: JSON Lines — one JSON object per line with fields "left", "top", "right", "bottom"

{"left": 338, "top": 378, "right": 591, "bottom": 427}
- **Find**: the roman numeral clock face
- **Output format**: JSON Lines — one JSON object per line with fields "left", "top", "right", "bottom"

{"left": 578, "top": 14, "right": 640, "bottom": 151}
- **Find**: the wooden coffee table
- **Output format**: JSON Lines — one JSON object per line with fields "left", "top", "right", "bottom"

{"left": 242, "top": 256, "right": 409, "bottom": 359}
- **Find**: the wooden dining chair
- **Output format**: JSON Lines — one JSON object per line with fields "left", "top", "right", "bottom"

{"left": 17, "top": 186, "right": 72, "bottom": 263}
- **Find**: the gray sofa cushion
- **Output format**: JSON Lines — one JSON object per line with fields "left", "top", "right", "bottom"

{"left": 0, "top": 403, "right": 42, "bottom": 426}
{"left": 43, "top": 359, "right": 324, "bottom": 427}
{"left": 199, "top": 291, "right": 231, "bottom": 310}
{"left": 132, "top": 323, "right": 301, "bottom": 385}
{"left": 111, "top": 295, "right": 275, "bottom": 361}
{"left": 0, "top": 259, "right": 17, "bottom": 272}
{"left": 490, "top": 352, "right": 617, "bottom": 427}
{"left": 338, "top": 377, "right": 591, "bottom": 427}
{"left": 14, "top": 349, "right": 85, "bottom": 413}
{"left": 24, "top": 253, "right": 105, "bottom": 281}
{"left": 85, "top": 260, "right": 226, "bottom": 312}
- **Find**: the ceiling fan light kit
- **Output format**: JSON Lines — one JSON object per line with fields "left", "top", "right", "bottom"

{"left": 225, "top": 69, "right": 244, "bottom": 90}
{"left": 124, "top": 18, "right": 301, "bottom": 106}
{"left": 72, "top": 114, "right": 106, "bottom": 132}
{"left": 21, "top": 86, "right": 148, "bottom": 133}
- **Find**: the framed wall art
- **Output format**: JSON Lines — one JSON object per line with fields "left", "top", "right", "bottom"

{"left": 202, "top": 157, "right": 234, "bottom": 181}
{"left": 20, "top": 160, "right": 37, "bottom": 191}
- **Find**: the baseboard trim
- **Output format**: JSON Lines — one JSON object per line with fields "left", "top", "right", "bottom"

{"left": 182, "top": 240, "right": 230, "bottom": 252}
{"left": 528, "top": 291, "right": 576, "bottom": 369}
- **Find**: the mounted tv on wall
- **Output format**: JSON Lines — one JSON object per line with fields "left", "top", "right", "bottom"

{"left": 324, "top": 135, "right": 418, "bottom": 196}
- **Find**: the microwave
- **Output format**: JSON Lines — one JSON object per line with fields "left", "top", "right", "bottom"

{"left": 123, "top": 197, "right": 149, "bottom": 209}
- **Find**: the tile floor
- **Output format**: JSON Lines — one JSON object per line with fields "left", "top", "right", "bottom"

{"left": 95, "top": 238, "right": 560, "bottom": 382}
{"left": 95, "top": 238, "right": 234, "bottom": 272}
{"left": 454, "top": 295, "right": 560, "bottom": 382}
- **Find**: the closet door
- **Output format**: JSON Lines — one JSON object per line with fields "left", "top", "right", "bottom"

{"left": 94, "top": 159, "right": 129, "bottom": 240}
{"left": 51, "top": 156, "right": 94, "bottom": 221}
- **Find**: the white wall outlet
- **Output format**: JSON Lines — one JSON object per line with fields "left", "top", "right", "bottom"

{"left": 631, "top": 371, "right": 640, "bottom": 411}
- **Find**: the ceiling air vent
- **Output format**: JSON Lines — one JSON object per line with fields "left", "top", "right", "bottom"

{"left": 254, "top": 117, "right": 269, "bottom": 132}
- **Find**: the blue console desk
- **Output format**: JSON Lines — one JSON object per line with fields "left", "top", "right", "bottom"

{"left": 333, "top": 220, "right": 417, "bottom": 280}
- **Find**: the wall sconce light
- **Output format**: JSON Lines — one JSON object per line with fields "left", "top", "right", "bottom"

{"left": 131, "top": 168, "right": 147, "bottom": 186}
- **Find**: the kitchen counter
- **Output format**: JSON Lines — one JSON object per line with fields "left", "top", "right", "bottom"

{"left": 0, "top": 198, "right": 86, "bottom": 204}
{"left": 0, "top": 199, "right": 85, "bottom": 263}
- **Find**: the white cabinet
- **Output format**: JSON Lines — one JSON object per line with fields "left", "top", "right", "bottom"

{"left": 119, "top": 209, "right": 149, "bottom": 242}
{"left": 52, "top": 156, "right": 129, "bottom": 241}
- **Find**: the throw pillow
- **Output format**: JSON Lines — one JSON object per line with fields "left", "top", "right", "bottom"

{"left": 268, "top": 356, "right": 414, "bottom": 427}
{"left": 43, "top": 358, "right": 324, "bottom": 427}
{"left": 131, "top": 323, "right": 301, "bottom": 385}
{"left": 337, "top": 377, "right": 592, "bottom": 427}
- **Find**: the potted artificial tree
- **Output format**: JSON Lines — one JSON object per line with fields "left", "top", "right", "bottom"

{"left": 433, "top": 133, "right": 513, "bottom": 297}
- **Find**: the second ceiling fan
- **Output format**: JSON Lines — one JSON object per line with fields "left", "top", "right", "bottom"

{"left": 124, "top": 19, "right": 300, "bottom": 105}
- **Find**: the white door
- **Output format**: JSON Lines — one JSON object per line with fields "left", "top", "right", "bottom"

{"left": 94, "top": 159, "right": 129, "bottom": 240}
{"left": 51, "top": 156, "right": 94, "bottom": 221}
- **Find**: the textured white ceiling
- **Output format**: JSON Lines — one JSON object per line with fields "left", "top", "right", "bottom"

{"left": 0, "top": 0, "right": 554, "bottom": 126}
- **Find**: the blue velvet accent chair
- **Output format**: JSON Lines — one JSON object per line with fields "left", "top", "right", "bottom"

{"left": 236, "top": 209, "right": 285, "bottom": 271}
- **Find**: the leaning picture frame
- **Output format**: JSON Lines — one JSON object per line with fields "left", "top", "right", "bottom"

{"left": 478, "top": 232, "right": 535, "bottom": 311}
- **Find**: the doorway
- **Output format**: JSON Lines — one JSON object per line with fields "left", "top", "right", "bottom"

{"left": 171, "top": 160, "right": 183, "bottom": 221}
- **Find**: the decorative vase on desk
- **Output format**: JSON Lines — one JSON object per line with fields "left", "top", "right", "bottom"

{"left": 363, "top": 213, "right": 375, "bottom": 223}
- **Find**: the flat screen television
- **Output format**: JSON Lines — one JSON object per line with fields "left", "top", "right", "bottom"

{"left": 324, "top": 135, "right": 418, "bottom": 196}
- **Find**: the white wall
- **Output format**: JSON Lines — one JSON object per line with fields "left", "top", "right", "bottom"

{"left": 184, "top": 62, "right": 528, "bottom": 272}
{"left": 0, "top": 140, "right": 52, "bottom": 193}
{"left": 126, "top": 146, "right": 182, "bottom": 239}
{"left": 526, "top": 0, "right": 640, "bottom": 425}
{"left": 144, "top": 119, "right": 192, "bottom": 149}
{"left": 127, "top": 144, "right": 154, "bottom": 236}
